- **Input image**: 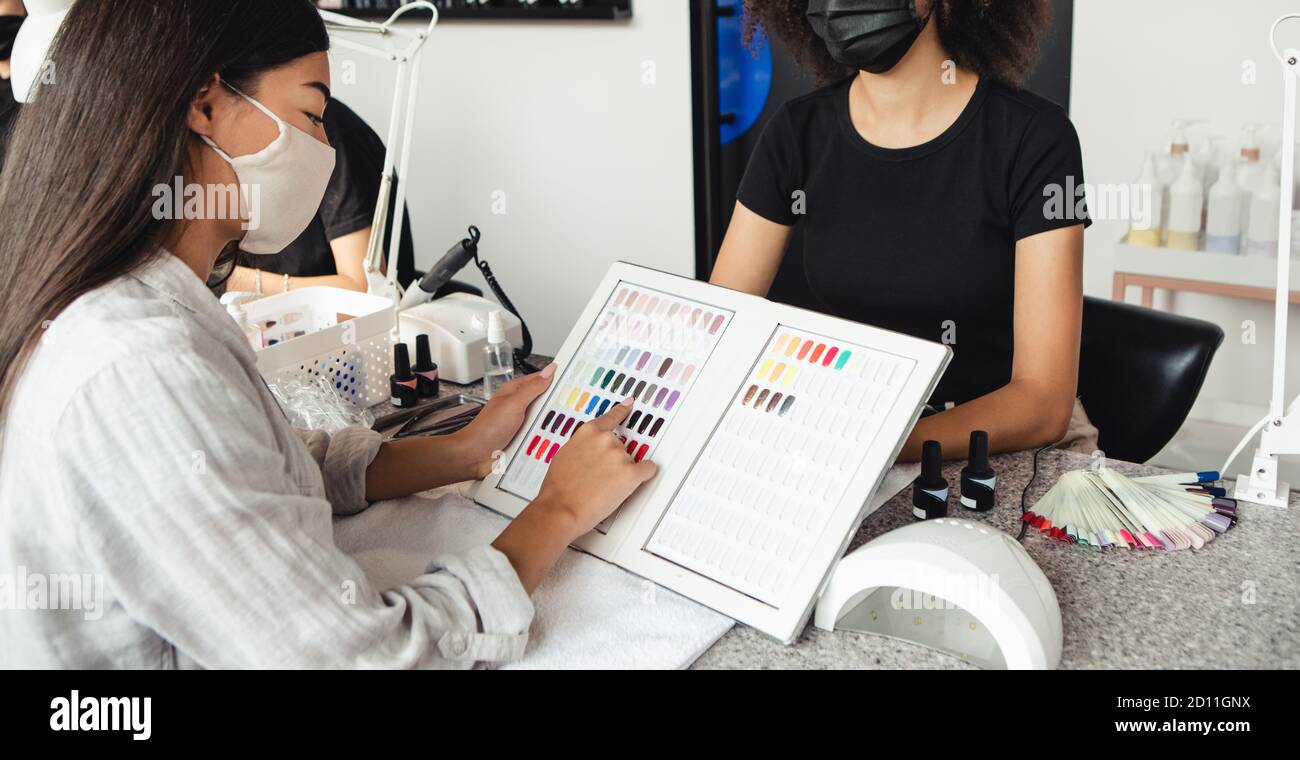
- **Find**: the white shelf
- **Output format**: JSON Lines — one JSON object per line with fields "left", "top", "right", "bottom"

{"left": 1114, "top": 242, "right": 1300, "bottom": 292}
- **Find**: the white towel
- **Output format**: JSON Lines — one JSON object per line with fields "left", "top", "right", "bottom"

{"left": 332, "top": 488, "right": 735, "bottom": 669}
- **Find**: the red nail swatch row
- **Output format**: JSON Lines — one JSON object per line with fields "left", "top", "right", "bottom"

{"left": 525, "top": 435, "right": 561, "bottom": 463}
{"left": 624, "top": 439, "right": 650, "bottom": 462}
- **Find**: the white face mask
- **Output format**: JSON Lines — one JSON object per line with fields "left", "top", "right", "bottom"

{"left": 201, "top": 82, "right": 336, "bottom": 255}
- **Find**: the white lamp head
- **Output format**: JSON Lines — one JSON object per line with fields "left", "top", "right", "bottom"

{"left": 10, "top": 0, "right": 73, "bottom": 104}
{"left": 814, "top": 518, "right": 1063, "bottom": 669}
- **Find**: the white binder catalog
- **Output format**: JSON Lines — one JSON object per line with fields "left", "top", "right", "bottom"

{"left": 474, "top": 262, "right": 950, "bottom": 643}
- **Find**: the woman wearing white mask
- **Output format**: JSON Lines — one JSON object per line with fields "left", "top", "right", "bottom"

{"left": 0, "top": 0, "right": 655, "bottom": 668}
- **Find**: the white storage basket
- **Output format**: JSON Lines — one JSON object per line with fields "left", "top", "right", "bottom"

{"left": 244, "top": 287, "right": 396, "bottom": 408}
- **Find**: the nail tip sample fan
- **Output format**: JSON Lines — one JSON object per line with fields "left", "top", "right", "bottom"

{"left": 1025, "top": 468, "right": 1237, "bottom": 551}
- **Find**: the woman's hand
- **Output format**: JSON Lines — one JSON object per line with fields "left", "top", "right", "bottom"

{"left": 533, "top": 397, "right": 659, "bottom": 536}
{"left": 491, "top": 398, "right": 658, "bottom": 593}
{"left": 455, "top": 363, "right": 557, "bottom": 480}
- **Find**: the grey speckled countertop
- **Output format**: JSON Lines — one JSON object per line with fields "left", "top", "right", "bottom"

{"left": 691, "top": 449, "right": 1300, "bottom": 669}
{"left": 386, "top": 367, "right": 1299, "bottom": 670}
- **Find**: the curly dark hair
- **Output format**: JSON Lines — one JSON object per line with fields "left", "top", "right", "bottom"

{"left": 743, "top": 0, "right": 1052, "bottom": 86}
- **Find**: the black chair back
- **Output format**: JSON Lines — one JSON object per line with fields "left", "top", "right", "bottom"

{"left": 1079, "top": 297, "right": 1224, "bottom": 463}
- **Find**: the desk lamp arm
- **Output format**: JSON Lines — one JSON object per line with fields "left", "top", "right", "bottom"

{"left": 1227, "top": 15, "right": 1300, "bottom": 508}
{"left": 320, "top": 2, "right": 439, "bottom": 302}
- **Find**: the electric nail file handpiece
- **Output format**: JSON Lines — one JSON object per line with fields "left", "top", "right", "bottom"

{"left": 960, "top": 430, "right": 996, "bottom": 511}
{"left": 912, "top": 440, "right": 948, "bottom": 520}
{"left": 399, "top": 227, "right": 481, "bottom": 310}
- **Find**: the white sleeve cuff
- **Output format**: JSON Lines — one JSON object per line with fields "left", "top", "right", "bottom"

{"left": 427, "top": 545, "right": 534, "bottom": 663}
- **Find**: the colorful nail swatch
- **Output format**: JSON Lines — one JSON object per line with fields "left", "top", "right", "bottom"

{"left": 500, "top": 282, "right": 734, "bottom": 504}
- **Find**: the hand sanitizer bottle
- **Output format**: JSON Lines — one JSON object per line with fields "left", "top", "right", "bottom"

{"left": 482, "top": 310, "right": 514, "bottom": 400}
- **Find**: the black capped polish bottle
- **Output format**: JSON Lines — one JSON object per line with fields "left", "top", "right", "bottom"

{"left": 390, "top": 343, "right": 419, "bottom": 408}
{"left": 413, "top": 334, "right": 440, "bottom": 398}
{"left": 912, "top": 440, "right": 948, "bottom": 520}
{"left": 960, "top": 430, "right": 996, "bottom": 512}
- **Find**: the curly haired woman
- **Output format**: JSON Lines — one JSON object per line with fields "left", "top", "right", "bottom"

{"left": 712, "top": 0, "right": 1097, "bottom": 460}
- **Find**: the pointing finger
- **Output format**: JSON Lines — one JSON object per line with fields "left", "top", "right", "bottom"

{"left": 590, "top": 396, "right": 634, "bottom": 432}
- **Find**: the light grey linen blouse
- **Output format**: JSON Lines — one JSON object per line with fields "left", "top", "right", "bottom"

{"left": 0, "top": 252, "right": 533, "bottom": 668}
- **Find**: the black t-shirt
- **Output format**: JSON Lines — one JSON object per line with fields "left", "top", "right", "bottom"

{"left": 738, "top": 78, "right": 1089, "bottom": 406}
{"left": 242, "top": 98, "right": 416, "bottom": 288}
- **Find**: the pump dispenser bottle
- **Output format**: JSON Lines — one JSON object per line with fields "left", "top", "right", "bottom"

{"left": 1206, "top": 161, "right": 1244, "bottom": 254}
{"left": 1237, "top": 123, "right": 1264, "bottom": 242}
{"left": 1129, "top": 153, "right": 1165, "bottom": 247}
{"left": 1166, "top": 157, "right": 1204, "bottom": 251}
{"left": 1247, "top": 164, "right": 1282, "bottom": 258}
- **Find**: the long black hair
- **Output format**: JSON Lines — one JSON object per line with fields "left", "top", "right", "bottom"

{"left": 0, "top": 0, "right": 329, "bottom": 413}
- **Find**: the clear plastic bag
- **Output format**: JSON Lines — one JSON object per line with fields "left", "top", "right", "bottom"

{"left": 268, "top": 373, "right": 375, "bottom": 434}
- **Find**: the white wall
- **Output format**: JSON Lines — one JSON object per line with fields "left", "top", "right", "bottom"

{"left": 327, "top": 6, "right": 697, "bottom": 355}
{"left": 1071, "top": 0, "right": 1300, "bottom": 428}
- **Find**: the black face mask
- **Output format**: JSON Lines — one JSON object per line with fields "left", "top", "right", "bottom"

{"left": 0, "top": 16, "right": 23, "bottom": 61}
{"left": 806, "top": 0, "right": 932, "bottom": 74}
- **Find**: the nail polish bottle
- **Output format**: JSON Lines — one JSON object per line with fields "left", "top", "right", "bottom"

{"left": 912, "top": 440, "right": 948, "bottom": 520}
{"left": 413, "top": 334, "right": 440, "bottom": 398}
{"left": 390, "top": 343, "right": 419, "bottom": 408}
{"left": 960, "top": 430, "right": 996, "bottom": 512}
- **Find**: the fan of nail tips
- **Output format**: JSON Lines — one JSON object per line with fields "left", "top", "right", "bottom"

{"left": 1024, "top": 468, "right": 1237, "bottom": 550}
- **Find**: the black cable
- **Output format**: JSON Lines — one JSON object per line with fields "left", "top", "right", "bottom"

{"left": 472, "top": 252, "right": 539, "bottom": 375}
{"left": 1018, "top": 444, "right": 1054, "bottom": 541}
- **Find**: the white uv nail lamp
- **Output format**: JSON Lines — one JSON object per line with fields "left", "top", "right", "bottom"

{"left": 813, "top": 518, "right": 1063, "bottom": 670}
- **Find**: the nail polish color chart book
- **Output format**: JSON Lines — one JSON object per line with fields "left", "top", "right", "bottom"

{"left": 474, "top": 262, "right": 950, "bottom": 643}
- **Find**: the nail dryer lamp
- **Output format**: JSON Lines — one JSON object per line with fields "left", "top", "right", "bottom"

{"left": 1224, "top": 15, "right": 1300, "bottom": 509}
{"left": 814, "top": 518, "right": 1062, "bottom": 670}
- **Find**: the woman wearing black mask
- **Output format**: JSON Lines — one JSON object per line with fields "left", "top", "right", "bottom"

{"left": 712, "top": 0, "right": 1094, "bottom": 461}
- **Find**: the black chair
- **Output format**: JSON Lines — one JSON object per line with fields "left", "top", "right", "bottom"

{"left": 1079, "top": 296, "right": 1224, "bottom": 463}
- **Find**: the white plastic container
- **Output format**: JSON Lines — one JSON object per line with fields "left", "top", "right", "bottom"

{"left": 1248, "top": 163, "right": 1279, "bottom": 257}
{"left": 243, "top": 287, "right": 397, "bottom": 408}
{"left": 1205, "top": 161, "right": 1243, "bottom": 254}
{"left": 220, "top": 291, "right": 264, "bottom": 351}
{"left": 1246, "top": 164, "right": 1281, "bottom": 258}
{"left": 1128, "top": 153, "right": 1164, "bottom": 247}
{"left": 1193, "top": 136, "right": 1223, "bottom": 191}
{"left": 1166, "top": 157, "right": 1203, "bottom": 251}
{"left": 1237, "top": 124, "right": 1264, "bottom": 249}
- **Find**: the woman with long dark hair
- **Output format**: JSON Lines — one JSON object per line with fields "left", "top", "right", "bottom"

{"left": 713, "top": 0, "right": 1094, "bottom": 460}
{"left": 0, "top": 0, "right": 654, "bottom": 668}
